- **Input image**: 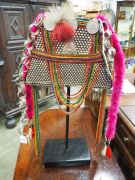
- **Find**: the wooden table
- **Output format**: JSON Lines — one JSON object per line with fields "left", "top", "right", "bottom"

{"left": 14, "top": 107, "right": 125, "bottom": 180}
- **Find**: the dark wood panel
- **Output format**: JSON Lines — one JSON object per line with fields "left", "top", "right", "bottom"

{"left": 29, "top": 4, "right": 57, "bottom": 23}
{"left": 117, "top": 118, "right": 135, "bottom": 162}
{"left": 1, "top": 4, "right": 30, "bottom": 45}
{"left": 0, "top": 3, "right": 30, "bottom": 109}
{"left": 8, "top": 48, "right": 23, "bottom": 76}
{"left": 0, "top": 0, "right": 60, "bottom": 116}
{"left": 0, "top": 70, "right": 5, "bottom": 106}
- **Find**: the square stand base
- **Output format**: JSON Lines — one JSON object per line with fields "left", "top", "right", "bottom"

{"left": 44, "top": 138, "right": 90, "bottom": 167}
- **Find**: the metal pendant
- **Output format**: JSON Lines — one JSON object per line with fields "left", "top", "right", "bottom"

{"left": 86, "top": 19, "right": 99, "bottom": 34}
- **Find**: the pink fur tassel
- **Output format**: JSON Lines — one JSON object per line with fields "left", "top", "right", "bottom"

{"left": 35, "top": 12, "right": 45, "bottom": 23}
{"left": 25, "top": 85, "right": 34, "bottom": 120}
{"left": 97, "top": 15, "right": 125, "bottom": 141}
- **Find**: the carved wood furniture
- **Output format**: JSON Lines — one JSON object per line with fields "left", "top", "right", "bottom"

{"left": 0, "top": 0, "right": 60, "bottom": 127}
{"left": 114, "top": 106, "right": 135, "bottom": 179}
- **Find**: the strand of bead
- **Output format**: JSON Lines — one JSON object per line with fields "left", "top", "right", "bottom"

{"left": 54, "top": 63, "right": 100, "bottom": 114}
{"left": 55, "top": 61, "right": 92, "bottom": 100}
{"left": 51, "top": 63, "right": 85, "bottom": 108}
{"left": 56, "top": 62, "right": 87, "bottom": 99}
{"left": 52, "top": 62, "right": 94, "bottom": 107}
{"left": 53, "top": 85, "right": 84, "bottom": 115}
{"left": 54, "top": 62, "right": 95, "bottom": 104}
{"left": 98, "top": 19, "right": 113, "bottom": 80}
{"left": 51, "top": 62, "right": 85, "bottom": 107}
{"left": 51, "top": 61, "right": 102, "bottom": 112}
{"left": 49, "top": 59, "right": 83, "bottom": 114}
{"left": 53, "top": 64, "right": 90, "bottom": 106}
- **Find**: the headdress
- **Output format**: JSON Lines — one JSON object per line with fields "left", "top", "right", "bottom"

{"left": 17, "top": 4, "right": 125, "bottom": 156}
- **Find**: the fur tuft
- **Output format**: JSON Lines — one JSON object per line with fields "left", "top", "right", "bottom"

{"left": 97, "top": 15, "right": 125, "bottom": 141}
{"left": 53, "top": 21, "right": 74, "bottom": 42}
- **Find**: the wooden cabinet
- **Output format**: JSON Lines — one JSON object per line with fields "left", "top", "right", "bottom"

{"left": 112, "top": 106, "right": 135, "bottom": 180}
{"left": 0, "top": 0, "right": 61, "bottom": 124}
{"left": 0, "top": 3, "right": 30, "bottom": 110}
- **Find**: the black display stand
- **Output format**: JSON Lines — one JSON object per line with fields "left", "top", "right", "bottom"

{"left": 44, "top": 87, "right": 90, "bottom": 167}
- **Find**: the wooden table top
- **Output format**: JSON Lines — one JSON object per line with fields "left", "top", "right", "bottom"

{"left": 14, "top": 107, "right": 125, "bottom": 180}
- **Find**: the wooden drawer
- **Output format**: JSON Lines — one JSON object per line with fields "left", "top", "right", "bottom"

{"left": 117, "top": 117, "right": 135, "bottom": 164}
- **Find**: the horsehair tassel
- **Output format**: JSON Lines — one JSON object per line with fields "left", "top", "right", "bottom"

{"left": 101, "top": 140, "right": 112, "bottom": 159}
{"left": 106, "top": 145, "right": 112, "bottom": 158}
{"left": 97, "top": 15, "right": 125, "bottom": 142}
{"left": 53, "top": 21, "right": 74, "bottom": 42}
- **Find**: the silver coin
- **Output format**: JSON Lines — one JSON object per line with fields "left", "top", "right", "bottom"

{"left": 86, "top": 19, "right": 99, "bottom": 34}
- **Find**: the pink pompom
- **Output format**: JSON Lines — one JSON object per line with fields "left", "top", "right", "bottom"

{"left": 53, "top": 21, "right": 74, "bottom": 42}
{"left": 24, "top": 48, "right": 29, "bottom": 56}
{"left": 22, "top": 64, "right": 27, "bottom": 72}
{"left": 31, "top": 24, "right": 38, "bottom": 33}
{"left": 23, "top": 57, "right": 28, "bottom": 63}
{"left": 35, "top": 12, "right": 45, "bottom": 23}
{"left": 24, "top": 48, "right": 31, "bottom": 56}
{"left": 25, "top": 41, "right": 33, "bottom": 49}
{"left": 22, "top": 73, "right": 26, "bottom": 80}
{"left": 29, "top": 24, "right": 38, "bottom": 35}
{"left": 21, "top": 58, "right": 30, "bottom": 80}
{"left": 21, "top": 64, "right": 28, "bottom": 79}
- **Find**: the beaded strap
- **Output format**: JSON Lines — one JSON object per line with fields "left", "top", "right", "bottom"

{"left": 50, "top": 61, "right": 102, "bottom": 114}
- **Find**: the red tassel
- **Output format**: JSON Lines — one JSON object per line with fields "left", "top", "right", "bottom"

{"left": 53, "top": 21, "right": 74, "bottom": 42}
{"left": 32, "top": 126, "right": 35, "bottom": 138}
{"left": 102, "top": 144, "right": 112, "bottom": 159}
{"left": 106, "top": 146, "right": 112, "bottom": 159}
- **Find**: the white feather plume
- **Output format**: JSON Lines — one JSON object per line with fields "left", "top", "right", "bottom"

{"left": 43, "top": 3, "right": 77, "bottom": 31}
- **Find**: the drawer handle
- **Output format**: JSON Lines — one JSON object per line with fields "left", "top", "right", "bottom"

{"left": 123, "top": 137, "right": 128, "bottom": 142}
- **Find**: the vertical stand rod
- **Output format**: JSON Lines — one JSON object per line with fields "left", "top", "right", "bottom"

{"left": 65, "top": 86, "right": 70, "bottom": 149}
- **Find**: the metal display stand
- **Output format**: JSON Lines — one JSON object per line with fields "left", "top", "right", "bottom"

{"left": 44, "top": 86, "right": 90, "bottom": 167}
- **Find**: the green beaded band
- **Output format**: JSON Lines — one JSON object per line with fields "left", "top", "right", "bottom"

{"left": 33, "top": 86, "right": 41, "bottom": 155}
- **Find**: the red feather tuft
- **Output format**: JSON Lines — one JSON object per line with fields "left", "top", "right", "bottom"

{"left": 106, "top": 146, "right": 112, "bottom": 159}
{"left": 53, "top": 21, "right": 74, "bottom": 42}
